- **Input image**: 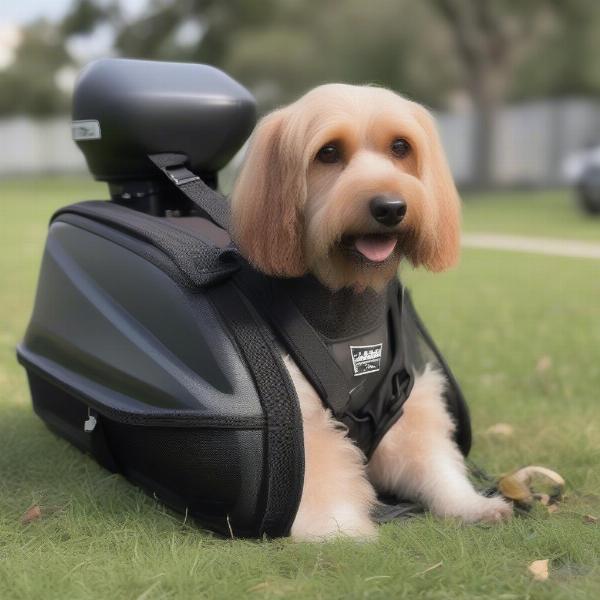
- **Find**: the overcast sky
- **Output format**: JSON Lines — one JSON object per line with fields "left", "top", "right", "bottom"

{"left": 0, "top": 0, "right": 148, "bottom": 25}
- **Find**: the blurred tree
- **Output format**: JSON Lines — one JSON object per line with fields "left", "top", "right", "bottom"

{"left": 113, "top": 0, "right": 277, "bottom": 65}
{"left": 0, "top": 0, "right": 120, "bottom": 117}
{"left": 221, "top": 0, "right": 459, "bottom": 109}
{"left": 0, "top": 21, "right": 71, "bottom": 117}
{"left": 427, "top": 0, "right": 563, "bottom": 187}
{"left": 510, "top": 0, "right": 600, "bottom": 100}
{"left": 108, "top": 0, "right": 458, "bottom": 109}
{"left": 61, "top": 0, "right": 116, "bottom": 36}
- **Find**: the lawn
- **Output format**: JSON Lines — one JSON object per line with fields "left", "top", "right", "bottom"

{"left": 461, "top": 188, "right": 600, "bottom": 241}
{"left": 1, "top": 177, "right": 599, "bottom": 599}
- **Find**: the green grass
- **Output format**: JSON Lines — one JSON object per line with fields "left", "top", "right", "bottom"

{"left": 462, "top": 188, "right": 600, "bottom": 241}
{"left": 1, "top": 177, "right": 599, "bottom": 599}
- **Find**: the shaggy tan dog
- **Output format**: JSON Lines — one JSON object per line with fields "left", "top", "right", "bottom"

{"left": 231, "top": 84, "right": 512, "bottom": 540}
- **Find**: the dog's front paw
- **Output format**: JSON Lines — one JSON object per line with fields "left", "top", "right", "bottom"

{"left": 435, "top": 494, "right": 513, "bottom": 524}
{"left": 291, "top": 506, "right": 377, "bottom": 542}
{"left": 458, "top": 495, "right": 513, "bottom": 524}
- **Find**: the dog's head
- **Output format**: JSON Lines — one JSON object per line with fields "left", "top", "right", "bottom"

{"left": 231, "top": 84, "right": 460, "bottom": 291}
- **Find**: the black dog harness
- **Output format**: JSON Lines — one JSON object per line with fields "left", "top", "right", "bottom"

{"left": 150, "top": 153, "right": 471, "bottom": 459}
{"left": 236, "top": 270, "right": 415, "bottom": 457}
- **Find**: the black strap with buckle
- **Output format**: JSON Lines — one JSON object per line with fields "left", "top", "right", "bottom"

{"left": 148, "top": 152, "right": 231, "bottom": 230}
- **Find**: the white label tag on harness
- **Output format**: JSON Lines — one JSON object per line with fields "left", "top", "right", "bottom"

{"left": 72, "top": 120, "right": 101, "bottom": 141}
{"left": 350, "top": 343, "right": 383, "bottom": 376}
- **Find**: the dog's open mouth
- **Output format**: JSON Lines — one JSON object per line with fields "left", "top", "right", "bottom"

{"left": 340, "top": 233, "right": 399, "bottom": 264}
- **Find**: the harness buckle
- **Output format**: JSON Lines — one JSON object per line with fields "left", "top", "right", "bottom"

{"left": 163, "top": 164, "right": 200, "bottom": 186}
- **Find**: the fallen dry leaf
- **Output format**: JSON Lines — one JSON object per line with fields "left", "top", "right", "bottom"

{"left": 512, "top": 466, "right": 565, "bottom": 489}
{"left": 485, "top": 423, "right": 514, "bottom": 436}
{"left": 528, "top": 559, "right": 549, "bottom": 581}
{"left": 498, "top": 474, "right": 533, "bottom": 503}
{"left": 20, "top": 504, "right": 42, "bottom": 525}
{"left": 583, "top": 514, "right": 598, "bottom": 524}
{"left": 499, "top": 466, "right": 565, "bottom": 505}
{"left": 536, "top": 355, "right": 552, "bottom": 373}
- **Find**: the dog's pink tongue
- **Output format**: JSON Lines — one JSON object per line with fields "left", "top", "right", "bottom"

{"left": 354, "top": 235, "right": 397, "bottom": 262}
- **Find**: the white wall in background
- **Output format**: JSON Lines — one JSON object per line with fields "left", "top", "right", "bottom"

{"left": 436, "top": 98, "right": 600, "bottom": 186}
{"left": 1, "top": 98, "right": 600, "bottom": 186}
{"left": 0, "top": 117, "right": 86, "bottom": 175}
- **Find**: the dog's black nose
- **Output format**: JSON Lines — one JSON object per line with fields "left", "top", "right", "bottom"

{"left": 369, "top": 196, "right": 407, "bottom": 227}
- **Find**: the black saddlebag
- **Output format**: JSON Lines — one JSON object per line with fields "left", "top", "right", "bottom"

{"left": 17, "top": 201, "right": 306, "bottom": 537}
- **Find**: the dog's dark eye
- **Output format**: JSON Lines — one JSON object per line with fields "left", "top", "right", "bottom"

{"left": 316, "top": 143, "right": 341, "bottom": 164}
{"left": 391, "top": 138, "right": 411, "bottom": 159}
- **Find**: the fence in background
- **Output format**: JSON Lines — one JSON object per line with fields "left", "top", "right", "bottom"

{"left": 437, "top": 98, "right": 600, "bottom": 186}
{"left": 0, "top": 117, "right": 84, "bottom": 176}
{"left": 1, "top": 98, "right": 600, "bottom": 186}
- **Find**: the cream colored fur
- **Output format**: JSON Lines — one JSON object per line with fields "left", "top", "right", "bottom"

{"left": 368, "top": 367, "right": 511, "bottom": 524}
{"left": 287, "top": 361, "right": 511, "bottom": 541}
{"left": 230, "top": 84, "right": 512, "bottom": 540}
{"left": 285, "top": 356, "right": 377, "bottom": 541}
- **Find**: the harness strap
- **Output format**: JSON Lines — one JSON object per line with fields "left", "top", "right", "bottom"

{"left": 207, "top": 280, "right": 304, "bottom": 537}
{"left": 402, "top": 289, "right": 472, "bottom": 457}
{"left": 148, "top": 153, "right": 231, "bottom": 230}
{"left": 147, "top": 153, "right": 356, "bottom": 417}
{"left": 235, "top": 268, "right": 352, "bottom": 419}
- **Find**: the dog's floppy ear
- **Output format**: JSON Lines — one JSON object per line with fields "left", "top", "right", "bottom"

{"left": 231, "top": 108, "right": 307, "bottom": 277}
{"left": 412, "top": 103, "right": 461, "bottom": 272}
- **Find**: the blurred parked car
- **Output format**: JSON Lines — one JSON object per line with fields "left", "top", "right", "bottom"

{"left": 563, "top": 145, "right": 600, "bottom": 214}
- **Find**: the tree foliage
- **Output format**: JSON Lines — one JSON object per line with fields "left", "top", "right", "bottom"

{"left": 0, "top": 22, "right": 71, "bottom": 117}
{"left": 1, "top": 0, "right": 600, "bottom": 120}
